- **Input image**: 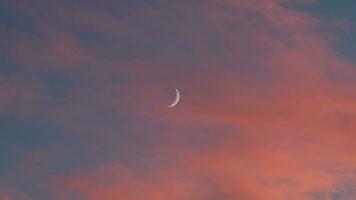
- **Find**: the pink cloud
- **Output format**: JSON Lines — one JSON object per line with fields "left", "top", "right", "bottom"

{"left": 2, "top": 0, "right": 356, "bottom": 199}
{"left": 0, "top": 187, "right": 31, "bottom": 200}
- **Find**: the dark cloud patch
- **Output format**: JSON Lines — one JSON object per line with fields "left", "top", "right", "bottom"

{"left": 75, "top": 30, "right": 109, "bottom": 44}
{"left": 297, "top": 0, "right": 356, "bottom": 20}
{"left": 0, "top": 114, "right": 92, "bottom": 200}
{"left": 40, "top": 1, "right": 228, "bottom": 64}
{"left": 0, "top": 115, "right": 62, "bottom": 177}
{"left": 295, "top": 0, "right": 356, "bottom": 60}
{"left": 308, "top": 190, "right": 328, "bottom": 200}
{"left": 308, "top": 179, "right": 356, "bottom": 200}
{"left": 0, "top": 1, "right": 39, "bottom": 35}
{"left": 39, "top": 71, "right": 88, "bottom": 98}
{"left": 0, "top": 59, "right": 20, "bottom": 75}
{"left": 331, "top": 179, "right": 356, "bottom": 200}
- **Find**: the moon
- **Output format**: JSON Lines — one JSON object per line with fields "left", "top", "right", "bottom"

{"left": 168, "top": 88, "right": 180, "bottom": 108}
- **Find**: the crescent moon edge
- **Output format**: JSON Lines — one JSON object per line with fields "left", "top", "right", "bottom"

{"left": 168, "top": 88, "right": 180, "bottom": 108}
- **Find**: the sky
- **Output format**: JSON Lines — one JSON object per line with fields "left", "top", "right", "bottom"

{"left": 1, "top": 0, "right": 356, "bottom": 199}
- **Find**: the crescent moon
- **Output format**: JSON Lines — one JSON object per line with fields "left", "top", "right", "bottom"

{"left": 168, "top": 88, "right": 180, "bottom": 108}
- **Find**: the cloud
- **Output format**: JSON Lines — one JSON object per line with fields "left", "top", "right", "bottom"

{"left": 0, "top": 186, "right": 31, "bottom": 200}
{"left": 1, "top": 0, "right": 356, "bottom": 199}
{"left": 52, "top": 164, "right": 212, "bottom": 200}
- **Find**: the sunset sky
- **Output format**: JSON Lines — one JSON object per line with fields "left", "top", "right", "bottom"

{"left": 2, "top": 0, "right": 356, "bottom": 199}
